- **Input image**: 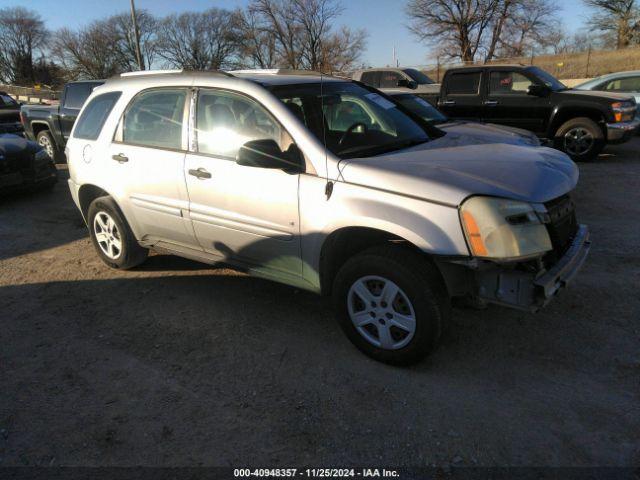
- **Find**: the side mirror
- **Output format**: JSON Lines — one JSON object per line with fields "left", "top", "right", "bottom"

{"left": 397, "top": 78, "right": 418, "bottom": 90}
{"left": 527, "top": 84, "right": 549, "bottom": 97}
{"left": 236, "top": 139, "right": 303, "bottom": 173}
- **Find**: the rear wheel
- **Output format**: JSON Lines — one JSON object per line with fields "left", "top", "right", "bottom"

{"left": 36, "top": 130, "right": 63, "bottom": 163}
{"left": 332, "top": 245, "right": 450, "bottom": 366}
{"left": 554, "top": 117, "right": 604, "bottom": 162}
{"left": 87, "top": 196, "right": 148, "bottom": 269}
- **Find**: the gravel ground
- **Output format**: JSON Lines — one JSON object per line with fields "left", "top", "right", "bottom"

{"left": 0, "top": 140, "right": 639, "bottom": 468}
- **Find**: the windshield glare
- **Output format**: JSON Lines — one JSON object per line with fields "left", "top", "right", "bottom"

{"left": 403, "top": 69, "right": 434, "bottom": 85}
{"left": 271, "top": 82, "right": 430, "bottom": 159}
{"left": 527, "top": 66, "right": 567, "bottom": 91}
{"left": 392, "top": 94, "right": 447, "bottom": 124}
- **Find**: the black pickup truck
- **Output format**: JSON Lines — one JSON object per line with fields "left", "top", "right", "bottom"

{"left": 423, "top": 65, "right": 639, "bottom": 160}
{"left": 21, "top": 80, "right": 103, "bottom": 162}
{"left": 0, "top": 92, "right": 23, "bottom": 135}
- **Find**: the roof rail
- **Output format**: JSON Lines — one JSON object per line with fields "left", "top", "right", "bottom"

{"left": 228, "top": 68, "right": 322, "bottom": 76}
{"left": 120, "top": 69, "right": 183, "bottom": 77}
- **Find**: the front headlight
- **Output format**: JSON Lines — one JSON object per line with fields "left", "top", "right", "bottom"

{"left": 460, "top": 196, "right": 552, "bottom": 260}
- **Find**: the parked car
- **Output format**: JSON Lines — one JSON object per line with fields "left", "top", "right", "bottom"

{"left": 575, "top": 71, "right": 640, "bottom": 119}
{"left": 21, "top": 80, "right": 104, "bottom": 162}
{"left": 352, "top": 68, "right": 440, "bottom": 96}
{"left": 0, "top": 133, "right": 57, "bottom": 194}
{"left": 0, "top": 91, "right": 24, "bottom": 135}
{"left": 387, "top": 92, "right": 541, "bottom": 147}
{"left": 66, "top": 69, "right": 589, "bottom": 365}
{"left": 421, "top": 65, "right": 639, "bottom": 161}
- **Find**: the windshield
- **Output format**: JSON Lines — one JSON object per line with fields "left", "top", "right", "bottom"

{"left": 270, "top": 82, "right": 430, "bottom": 159}
{"left": 526, "top": 66, "right": 567, "bottom": 91}
{"left": 403, "top": 69, "right": 434, "bottom": 85}
{"left": 392, "top": 94, "right": 447, "bottom": 124}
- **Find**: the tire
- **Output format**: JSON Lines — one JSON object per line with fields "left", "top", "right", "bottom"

{"left": 36, "top": 130, "right": 64, "bottom": 163}
{"left": 553, "top": 117, "right": 604, "bottom": 162}
{"left": 87, "top": 196, "right": 148, "bottom": 269}
{"left": 332, "top": 245, "right": 450, "bottom": 366}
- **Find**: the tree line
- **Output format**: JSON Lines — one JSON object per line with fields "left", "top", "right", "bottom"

{"left": 0, "top": 0, "right": 367, "bottom": 87}
{"left": 406, "top": 0, "right": 640, "bottom": 63}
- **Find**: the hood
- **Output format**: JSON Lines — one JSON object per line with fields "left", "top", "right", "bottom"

{"left": 560, "top": 88, "right": 634, "bottom": 102}
{"left": 340, "top": 136, "right": 578, "bottom": 206}
{"left": 438, "top": 121, "right": 538, "bottom": 146}
{"left": 0, "top": 133, "right": 39, "bottom": 158}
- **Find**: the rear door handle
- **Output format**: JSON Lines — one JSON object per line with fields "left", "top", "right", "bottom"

{"left": 111, "top": 153, "right": 129, "bottom": 163}
{"left": 441, "top": 100, "right": 456, "bottom": 106}
{"left": 484, "top": 100, "right": 499, "bottom": 106}
{"left": 188, "top": 167, "right": 212, "bottom": 179}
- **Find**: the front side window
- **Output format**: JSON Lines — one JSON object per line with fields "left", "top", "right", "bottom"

{"left": 489, "top": 71, "right": 533, "bottom": 95}
{"left": 446, "top": 72, "right": 481, "bottom": 94}
{"left": 122, "top": 88, "right": 186, "bottom": 149}
{"left": 403, "top": 68, "right": 434, "bottom": 85}
{"left": 195, "top": 89, "right": 287, "bottom": 159}
{"left": 271, "top": 82, "right": 431, "bottom": 159}
{"left": 74, "top": 91, "right": 121, "bottom": 140}
{"left": 526, "top": 67, "right": 566, "bottom": 91}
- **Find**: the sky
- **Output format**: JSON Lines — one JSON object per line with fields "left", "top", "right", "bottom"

{"left": 12, "top": 0, "right": 592, "bottom": 67}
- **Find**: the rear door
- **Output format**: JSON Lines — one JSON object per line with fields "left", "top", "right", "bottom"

{"left": 439, "top": 69, "right": 484, "bottom": 120}
{"left": 107, "top": 87, "right": 198, "bottom": 248}
{"left": 483, "top": 68, "right": 551, "bottom": 134}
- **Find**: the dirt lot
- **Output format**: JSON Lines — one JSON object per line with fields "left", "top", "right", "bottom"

{"left": 1, "top": 140, "right": 639, "bottom": 468}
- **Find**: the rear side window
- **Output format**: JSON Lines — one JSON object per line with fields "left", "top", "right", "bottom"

{"left": 446, "top": 72, "right": 481, "bottom": 94}
{"left": 360, "top": 71, "right": 380, "bottom": 88}
{"left": 74, "top": 91, "right": 121, "bottom": 140}
{"left": 64, "top": 84, "right": 93, "bottom": 109}
{"left": 122, "top": 88, "right": 187, "bottom": 150}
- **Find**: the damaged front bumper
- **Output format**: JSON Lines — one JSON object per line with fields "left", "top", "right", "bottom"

{"left": 439, "top": 225, "right": 591, "bottom": 312}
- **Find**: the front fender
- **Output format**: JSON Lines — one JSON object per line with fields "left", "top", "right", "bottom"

{"left": 298, "top": 174, "right": 469, "bottom": 289}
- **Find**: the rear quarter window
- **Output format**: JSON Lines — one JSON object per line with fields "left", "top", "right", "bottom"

{"left": 73, "top": 91, "right": 122, "bottom": 140}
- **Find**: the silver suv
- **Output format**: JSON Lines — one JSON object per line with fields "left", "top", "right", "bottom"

{"left": 66, "top": 69, "right": 590, "bottom": 365}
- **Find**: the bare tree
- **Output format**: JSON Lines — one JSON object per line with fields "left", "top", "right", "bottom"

{"left": 0, "top": 7, "right": 47, "bottom": 85}
{"left": 584, "top": 0, "right": 639, "bottom": 49}
{"left": 51, "top": 23, "right": 121, "bottom": 79}
{"left": 156, "top": 8, "right": 241, "bottom": 70}
{"left": 106, "top": 11, "right": 157, "bottom": 71}
{"left": 497, "top": 0, "right": 557, "bottom": 57}
{"left": 245, "top": 0, "right": 366, "bottom": 71}
{"left": 237, "top": 9, "right": 278, "bottom": 68}
{"left": 406, "top": 0, "right": 501, "bottom": 62}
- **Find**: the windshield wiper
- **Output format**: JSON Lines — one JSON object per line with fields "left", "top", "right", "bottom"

{"left": 340, "top": 137, "right": 428, "bottom": 159}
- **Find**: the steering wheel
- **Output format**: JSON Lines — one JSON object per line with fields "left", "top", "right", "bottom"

{"left": 339, "top": 122, "right": 368, "bottom": 146}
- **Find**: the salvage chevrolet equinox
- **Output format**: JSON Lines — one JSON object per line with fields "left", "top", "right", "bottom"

{"left": 66, "top": 69, "right": 591, "bottom": 365}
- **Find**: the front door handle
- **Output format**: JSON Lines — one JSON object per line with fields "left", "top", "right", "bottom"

{"left": 111, "top": 153, "right": 129, "bottom": 163}
{"left": 484, "top": 100, "right": 499, "bottom": 106}
{"left": 189, "top": 167, "right": 212, "bottom": 180}
{"left": 441, "top": 100, "right": 456, "bottom": 106}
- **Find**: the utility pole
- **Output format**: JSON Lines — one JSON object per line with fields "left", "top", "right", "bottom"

{"left": 130, "top": 0, "right": 144, "bottom": 70}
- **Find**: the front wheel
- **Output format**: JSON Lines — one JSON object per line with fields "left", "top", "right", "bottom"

{"left": 87, "top": 196, "right": 148, "bottom": 269}
{"left": 553, "top": 117, "right": 604, "bottom": 162}
{"left": 332, "top": 245, "right": 450, "bottom": 366}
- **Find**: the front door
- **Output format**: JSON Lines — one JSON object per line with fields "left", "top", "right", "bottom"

{"left": 483, "top": 69, "right": 551, "bottom": 135}
{"left": 184, "top": 88, "right": 301, "bottom": 276}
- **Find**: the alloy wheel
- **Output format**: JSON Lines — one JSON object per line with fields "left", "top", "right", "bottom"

{"left": 347, "top": 275, "right": 416, "bottom": 350}
{"left": 564, "top": 127, "right": 594, "bottom": 156}
{"left": 93, "top": 211, "right": 122, "bottom": 260}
